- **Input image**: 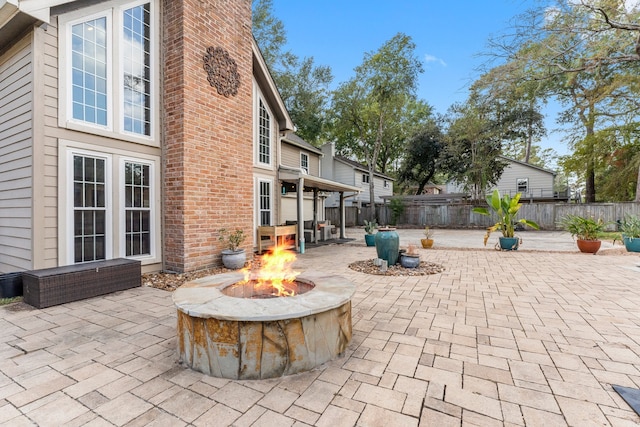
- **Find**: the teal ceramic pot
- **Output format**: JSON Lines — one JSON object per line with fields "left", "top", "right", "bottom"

{"left": 375, "top": 228, "right": 399, "bottom": 265}
{"left": 623, "top": 236, "right": 640, "bottom": 253}
{"left": 364, "top": 234, "right": 376, "bottom": 246}
{"left": 499, "top": 237, "right": 519, "bottom": 251}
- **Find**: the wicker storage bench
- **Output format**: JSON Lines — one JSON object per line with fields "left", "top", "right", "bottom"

{"left": 23, "top": 258, "right": 141, "bottom": 309}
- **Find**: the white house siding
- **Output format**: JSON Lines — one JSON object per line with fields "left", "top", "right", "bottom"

{"left": 495, "top": 162, "right": 555, "bottom": 199}
{"left": 0, "top": 36, "right": 34, "bottom": 272}
{"left": 280, "top": 143, "right": 320, "bottom": 176}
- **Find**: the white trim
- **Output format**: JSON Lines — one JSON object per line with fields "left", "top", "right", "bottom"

{"left": 253, "top": 80, "right": 275, "bottom": 170}
{"left": 118, "top": 156, "right": 156, "bottom": 261}
{"left": 58, "top": 0, "right": 159, "bottom": 147}
{"left": 255, "top": 175, "right": 274, "bottom": 228}
{"left": 64, "top": 147, "right": 113, "bottom": 264}
{"left": 58, "top": 139, "right": 162, "bottom": 266}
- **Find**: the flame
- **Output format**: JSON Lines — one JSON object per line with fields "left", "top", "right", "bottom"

{"left": 240, "top": 243, "right": 300, "bottom": 297}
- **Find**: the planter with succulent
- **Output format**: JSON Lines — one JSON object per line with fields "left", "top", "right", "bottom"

{"left": 618, "top": 214, "right": 640, "bottom": 253}
{"left": 421, "top": 226, "right": 434, "bottom": 248}
{"left": 400, "top": 243, "right": 420, "bottom": 268}
{"left": 364, "top": 220, "right": 378, "bottom": 246}
{"left": 472, "top": 190, "right": 540, "bottom": 251}
{"left": 218, "top": 228, "right": 247, "bottom": 269}
{"left": 558, "top": 215, "right": 606, "bottom": 254}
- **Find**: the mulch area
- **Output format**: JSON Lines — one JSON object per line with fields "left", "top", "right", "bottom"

{"left": 348, "top": 259, "right": 445, "bottom": 276}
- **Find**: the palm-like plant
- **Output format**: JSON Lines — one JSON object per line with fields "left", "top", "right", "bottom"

{"left": 473, "top": 190, "right": 540, "bottom": 245}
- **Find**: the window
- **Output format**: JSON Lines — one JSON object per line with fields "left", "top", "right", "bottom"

{"left": 517, "top": 178, "right": 529, "bottom": 193}
{"left": 124, "top": 161, "right": 151, "bottom": 256}
{"left": 71, "top": 17, "right": 108, "bottom": 126}
{"left": 63, "top": 1, "right": 155, "bottom": 139}
{"left": 384, "top": 180, "right": 390, "bottom": 188}
{"left": 258, "top": 99, "right": 271, "bottom": 165}
{"left": 300, "top": 153, "right": 309, "bottom": 174}
{"left": 122, "top": 3, "right": 152, "bottom": 135}
{"left": 362, "top": 174, "right": 370, "bottom": 184}
{"left": 259, "top": 180, "right": 272, "bottom": 226}
{"left": 73, "top": 154, "right": 107, "bottom": 262}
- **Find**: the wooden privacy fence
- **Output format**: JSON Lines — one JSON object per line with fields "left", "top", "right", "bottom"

{"left": 325, "top": 202, "right": 640, "bottom": 231}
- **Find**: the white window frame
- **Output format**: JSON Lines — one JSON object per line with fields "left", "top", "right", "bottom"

{"left": 118, "top": 157, "right": 156, "bottom": 260}
{"left": 59, "top": 140, "right": 161, "bottom": 266}
{"left": 362, "top": 173, "right": 370, "bottom": 184}
{"left": 300, "top": 152, "right": 309, "bottom": 174}
{"left": 256, "top": 177, "right": 273, "bottom": 227}
{"left": 384, "top": 180, "right": 390, "bottom": 189}
{"left": 58, "top": 0, "right": 159, "bottom": 146}
{"left": 517, "top": 178, "right": 529, "bottom": 194}
{"left": 65, "top": 148, "right": 114, "bottom": 264}
{"left": 253, "top": 81, "right": 274, "bottom": 169}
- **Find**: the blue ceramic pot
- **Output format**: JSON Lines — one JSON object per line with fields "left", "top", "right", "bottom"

{"left": 623, "top": 236, "right": 640, "bottom": 253}
{"left": 400, "top": 254, "right": 420, "bottom": 268}
{"left": 375, "top": 228, "right": 399, "bottom": 265}
{"left": 499, "top": 237, "right": 519, "bottom": 251}
{"left": 364, "top": 234, "right": 376, "bottom": 246}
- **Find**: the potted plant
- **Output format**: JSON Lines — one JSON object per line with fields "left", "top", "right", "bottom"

{"left": 558, "top": 215, "right": 606, "bottom": 254}
{"left": 618, "top": 214, "right": 640, "bottom": 253}
{"left": 364, "top": 220, "right": 378, "bottom": 246}
{"left": 400, "top": 243, "right": 420, "bottom": 268}
{"left": 472, "top": 190, "right": 540, "bottom": 251}
{"left": 421, "top": 226, "right": 434, "bottom": 249}
{"left": 218, "top": 228, "right": 247, "bottom": 269}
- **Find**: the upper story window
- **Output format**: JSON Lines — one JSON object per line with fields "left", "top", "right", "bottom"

{"left": 517, "top": 178, "right": 529, "bottom": 193}
{"left": 61, "top": 1, "right": 156, "bottom": 142}
{"left": 258, "top": 99, "right": 271, "bottom": 165}
{"left": 300, "top": 152, "right": 309, "bottom": 174}
{"left": 362, "top": 173, "right": 370, "bottom": 184}
{"left": 384, "top": 180, "right": 390, "bottom": 188}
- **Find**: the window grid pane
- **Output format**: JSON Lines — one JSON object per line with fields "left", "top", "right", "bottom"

{"left": 258, "top": 100, "right": 271, "bottom": 164}
{"left": 259, "top": 181, "right": 271, "bottom": 226}
{"left": 71, "top": 17, "right": 108, "bottom": 126}
{"left": 124, "top": 161, "right": 151, "bottom": 256}
{"left": 123, "top": 3, "right": 152, "bottom": 136}
{"left": 301, "top": 153, "right": 309, "bottom": 173}
{"left": 73, "top": 155, "right": 107, "bottom": 262}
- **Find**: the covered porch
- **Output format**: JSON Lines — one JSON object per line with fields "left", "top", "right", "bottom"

{"left": 278, "top": 166, "right": 361, "bottom": 253}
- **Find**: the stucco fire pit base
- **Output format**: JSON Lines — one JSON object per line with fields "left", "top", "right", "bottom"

{"left": 172, "top": 272, "right": 355, "bottom": 380}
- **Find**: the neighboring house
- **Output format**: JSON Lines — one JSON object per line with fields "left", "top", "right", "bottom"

{"left": 0, "top": 0, "right": 357, "bottom": 274}
{"left": 321, "top": 142, "right": 394, "bottom": 207}
{"left": 446, "top": 156, "right": 558, "bottom": 201}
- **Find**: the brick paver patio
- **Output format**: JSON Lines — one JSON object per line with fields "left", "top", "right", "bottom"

{"left": 2, "top": 240, "right": 640, "bottom": 426}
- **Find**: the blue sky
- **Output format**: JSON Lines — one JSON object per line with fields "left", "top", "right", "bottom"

{"left": 270, "top": 0, "right": 568, "bottom": 157}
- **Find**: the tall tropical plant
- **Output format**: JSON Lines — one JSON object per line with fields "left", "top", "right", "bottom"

{"left": 472, "top": 190, "right": 540, "bottom": 245}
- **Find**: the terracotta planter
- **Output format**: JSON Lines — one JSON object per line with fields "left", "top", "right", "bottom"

{"left": 421, "top": 238, "right": 434, "bottom": 249}
{"left": 576, "top": 239, "right": 601, "bottom": 254}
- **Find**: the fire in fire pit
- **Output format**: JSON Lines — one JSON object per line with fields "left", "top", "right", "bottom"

{"left": 172, "top": 246, "right": 355, "bottom": 379}
{"left": 223, "top": 246, "right": 314, "bottom": 299}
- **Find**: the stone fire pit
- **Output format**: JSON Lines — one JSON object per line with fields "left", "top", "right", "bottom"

{"left": 172, "top": 271, "right": 355, "bottom": 380}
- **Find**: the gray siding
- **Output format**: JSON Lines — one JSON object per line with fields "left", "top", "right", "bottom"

{"left": 281, "top": 143, "right": 320, "bottom": 176}
{"left": 495, "top": 162, "right": 555, "bottom": 198}
{"left": 0, "top": 38, "right": 33, "bottom": 272}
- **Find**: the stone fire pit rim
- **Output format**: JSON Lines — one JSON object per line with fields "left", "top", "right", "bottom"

{"left": 172, "top": 271, "right": 355, "bottom": 322}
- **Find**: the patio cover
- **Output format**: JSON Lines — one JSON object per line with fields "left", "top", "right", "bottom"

{"left": 278, "top": 166, "right": 360, "bottom": 251}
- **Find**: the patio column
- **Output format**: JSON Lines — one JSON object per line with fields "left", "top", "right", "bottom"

{"left": 313, "top": 188, "right": 318, "bottom": 243}
{"left": 340, "top": 192, "right": 346, "bottom": 239}
{"left": 297, "top": 177, "right": 305, "bottom": 253}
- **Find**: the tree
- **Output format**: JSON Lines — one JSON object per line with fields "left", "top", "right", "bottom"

{"left": 485, "top": 0, "right": 640, "bottom": 202}
{"left": 397, "top": 120, "right": 444, "bottom": 195}
{"left": 443, "top": 101, "right": 507, "bottom": 201}
{"left": 252, "top": 0, "right": 333, "bottom": 144}
{"left": 330, "top": 33, "right": 424, "bottom": 213}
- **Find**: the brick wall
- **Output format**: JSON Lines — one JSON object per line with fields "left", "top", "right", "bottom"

{"left": 162, "top": 0, "right": 253, "bottom": 272}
